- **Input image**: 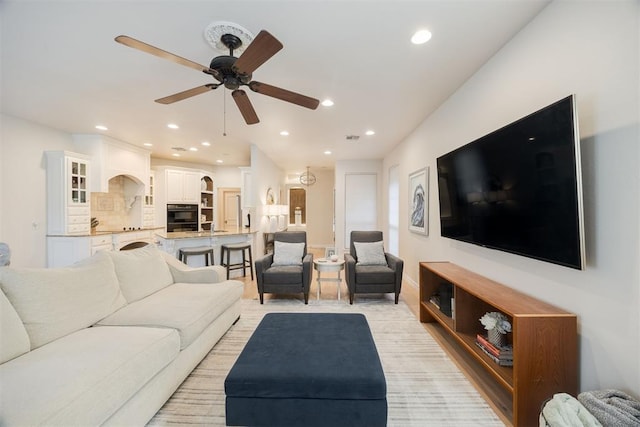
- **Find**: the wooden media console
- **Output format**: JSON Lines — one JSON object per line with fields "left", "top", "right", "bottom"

{"left": 419, "top": 262, "right": 577, "bottom": 426}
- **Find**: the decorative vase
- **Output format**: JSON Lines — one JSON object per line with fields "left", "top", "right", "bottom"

{"left": 488, "top": 328, "right": 506, "bottom": 348}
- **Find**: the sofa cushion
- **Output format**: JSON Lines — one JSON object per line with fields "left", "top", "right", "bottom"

{"left": 272, "top": 241, "right": 305, "bottom": 266}
{"left": 0, "top": 251, "right": 126, "bottom": 349}
{"left": 0, "top": 325, "right": 180, "bottom": 426}
{"left": 107, "top": 245, "right": 174, "bottom": 303}
{"left": 354, "top": 241, "right": 387, "bottom": 266}
{"left": 97, "top": 280, "right": 244, "bottom": 349}
{"left": 0, "top": 288, "right": 30, "bottom": 363}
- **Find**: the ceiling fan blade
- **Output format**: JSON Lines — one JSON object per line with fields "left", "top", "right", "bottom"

{"left": 249, "top": 81, "right": 319, "bottom": 110}
{"left": 115, "top": 35, "right": 221, "bottom": 80}
{"left": 232, "top": 30, "right": 283, "bottom": 76}
{"left": 155, "top": 84, "right": 219, "bottom": 104}
{"left": 232, "top": 90, "right": 260, "bottom": 125}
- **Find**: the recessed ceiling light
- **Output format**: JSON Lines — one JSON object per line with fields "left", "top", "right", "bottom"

{"left": 172, "top": 153, "right": 181, "bottom": 157}
{"left": 201, "top": 141, "right": 211, "bottom": 146}
{"left": 324, "top": 150, "right": 332, "bottom": 155}
{"left": 167, "top": 123, "right": 179, "bottom": 129}
{"left": 143, "top": 143, "right": 153, "bottom": 147}
{"left": 189, "top": 147, "right": 198, "bottom": 152}
{"left": 411, "top": 29, "right": 432, "bottom": 45}
{"left": 321, "top": 99, "right": 334, "bottom": 107}
{"left": 216, "top": 159, "right": 223, "bottom": 163}
{"left": 280, "top": 130, "right": 289, "bottom": 136}
{"left": 95, "top": 125, "right": 108, "bottom": 131}
{"left": 365, "top": 130, "right": 375, "bottom": 136}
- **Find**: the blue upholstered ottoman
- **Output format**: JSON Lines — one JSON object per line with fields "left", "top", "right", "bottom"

{"left": 225, "top": 313, "right": 387, "bottom": 426}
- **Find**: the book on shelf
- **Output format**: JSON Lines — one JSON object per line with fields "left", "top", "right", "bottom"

{"left": 475, "top": 341, "right": 513, "bottom": 366}
{"left": 429, "top": 295, "right": 440, "bottom": 309}
{"left": 476, "top": 334, "right": 513, "bottom": 360}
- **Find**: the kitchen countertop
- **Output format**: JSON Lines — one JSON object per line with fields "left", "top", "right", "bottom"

{"left": 47, "top": 227, "right": 164, "bottom": 237}
{"left": 155, "top": 227, "right": 256, "bottom": 240}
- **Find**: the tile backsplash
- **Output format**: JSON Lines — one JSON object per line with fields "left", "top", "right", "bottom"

{"left": 91, "top": 176, "right": 129, "bottom": 231}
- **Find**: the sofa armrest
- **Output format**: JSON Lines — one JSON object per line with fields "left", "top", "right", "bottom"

{"left": 160, "top": 250, "right": 226, "bottom": 283}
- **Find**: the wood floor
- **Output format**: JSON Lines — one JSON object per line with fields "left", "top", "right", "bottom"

{"left": 233, "top": 247, "right": 510, "bottom": 426}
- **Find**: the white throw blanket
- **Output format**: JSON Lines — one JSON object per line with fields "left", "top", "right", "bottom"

{"left": 540, "top": 393, "right": 602, "bottom": 427}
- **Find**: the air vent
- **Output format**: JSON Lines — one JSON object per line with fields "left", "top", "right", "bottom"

{"left": 171, "top": 147, "right": 187, "bottom": 152}
{"left": 345, "top": 135, "right": 360, "bottom": 141}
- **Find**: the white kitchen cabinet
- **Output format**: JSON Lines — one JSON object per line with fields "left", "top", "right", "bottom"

{"left": 143, "top": 171, "right": 155, "bottom": 228}
{"left": 166, "top": 169, "right": 200, "bottom": 203}
{"left": 47, "top": 236, "right": 91, "bottom": 267}
{"left": 45, "top": 151, "right": 91, "bottom": 235}
{"left": 91, "top": 234, "right": 113, "bottom": 254}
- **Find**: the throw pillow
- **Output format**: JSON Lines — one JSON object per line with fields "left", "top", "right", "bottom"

{"left": 272, "top": 241, "right": 305, "bottom": 266}
{"left": 0, "top": 251, "right": 126, "bottom": 349}
{"left": 0, "top": 289, "right": 30, "bottom": 363}
{"left": 107, "top": 245, "right": 174, "bottom": 303}
{"left": 354, "top": 241, "right": 387, "bottom": 266}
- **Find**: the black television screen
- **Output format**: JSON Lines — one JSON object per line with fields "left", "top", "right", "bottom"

{"left": 436, "top": 95, "right": 585, "bottom": 270}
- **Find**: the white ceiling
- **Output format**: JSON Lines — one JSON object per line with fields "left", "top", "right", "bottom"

{"left": 1, "top": 1, "right": 549, "bottom": 176}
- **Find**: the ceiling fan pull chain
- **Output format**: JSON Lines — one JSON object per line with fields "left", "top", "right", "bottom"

{"left": 223, "top": 90, "right": 227, "bottom": 136}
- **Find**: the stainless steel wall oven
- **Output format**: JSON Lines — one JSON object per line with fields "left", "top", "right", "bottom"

{"left": 166, "top": 204, "right": 198, "bottom": 232}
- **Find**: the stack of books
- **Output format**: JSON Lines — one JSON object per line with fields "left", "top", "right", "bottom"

{"left": 475, "top": 334, "right": 513, "bottom": 366}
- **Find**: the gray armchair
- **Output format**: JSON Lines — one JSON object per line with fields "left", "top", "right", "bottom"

{"left": 344, "top": 231, "right": 404, "bottom": 304}
{"left": 254, "top": 231, "right": 313, "bottom": 304}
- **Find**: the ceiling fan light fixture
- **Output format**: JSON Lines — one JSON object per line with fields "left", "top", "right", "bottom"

{"left": 321, "top": 99, "right": 334, "bottom": 107}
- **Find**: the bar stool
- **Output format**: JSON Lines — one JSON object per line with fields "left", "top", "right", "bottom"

{"left": 220, "top": 242, "right": 254, "bottom": 280}
{"left": 178, "top": 246, "right": 215, "bottom": 266}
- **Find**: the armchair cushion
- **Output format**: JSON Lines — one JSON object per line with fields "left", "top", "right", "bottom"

{"left": 263, "top": 265, "right": 303, "bottom": 284}
{"left": 355, "top": 265, "right": 396, "bottom": 284}
{"left": 354, "top": 241, "right": 387, "bottom": 266}
{"left": 272, "top": 241, "right": 305, "bottom": 266}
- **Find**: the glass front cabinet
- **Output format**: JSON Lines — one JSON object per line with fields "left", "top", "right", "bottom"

{"left": 45, "top": 151, "right": 91, "bottom": 235}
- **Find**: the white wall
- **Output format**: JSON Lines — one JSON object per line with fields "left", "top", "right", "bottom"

{"left": 384, "top": 1, "right": 639, "bottom": 395}
{"left": 0, "top": 114, "right": 75, "bottom": 267}
{"left": 249, "top": 144, "right": 285, "bottom": 255}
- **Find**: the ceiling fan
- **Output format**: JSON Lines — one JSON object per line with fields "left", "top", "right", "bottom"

{"left": 115, "top": 30, "right": 319, "bottom": 125}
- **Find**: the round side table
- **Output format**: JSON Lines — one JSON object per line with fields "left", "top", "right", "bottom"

{"left": 313, "top": 259, "right": 345, "bottom": 300}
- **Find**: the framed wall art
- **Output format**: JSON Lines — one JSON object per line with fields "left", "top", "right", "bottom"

{"left": 409, "top": 167, "right": 428, "bottom": 235}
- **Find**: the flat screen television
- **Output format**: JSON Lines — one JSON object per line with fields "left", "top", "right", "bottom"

{"left": 436, "top": 95, "right": 585, "bottom": 270}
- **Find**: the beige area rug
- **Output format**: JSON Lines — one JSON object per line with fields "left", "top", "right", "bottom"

{"left": 148, "top": 296, "right": 505, "bottom": 426}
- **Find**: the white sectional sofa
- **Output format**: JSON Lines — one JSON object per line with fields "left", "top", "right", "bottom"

{"left": 0, "top": 245, "right": 244, "bottom": 426}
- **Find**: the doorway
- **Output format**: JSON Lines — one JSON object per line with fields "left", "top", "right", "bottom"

{"left": 289, "top": 187, "right": 306, "bottom": 224}
{"left": 218, "top": 188, "right": 241, "bottom": 229}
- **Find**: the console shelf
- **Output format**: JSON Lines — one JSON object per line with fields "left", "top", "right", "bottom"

{"left": 419, "top": 262, "right": 577, "bottom": 426}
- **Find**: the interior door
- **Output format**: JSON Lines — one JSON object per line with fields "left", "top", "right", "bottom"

{"left": 224, "top": 191, "right": 240, "bottom": 227}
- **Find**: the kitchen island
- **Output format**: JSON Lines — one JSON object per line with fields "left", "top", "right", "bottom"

{"left": 155, "top": 227, "right": 256, "bottom": 272}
